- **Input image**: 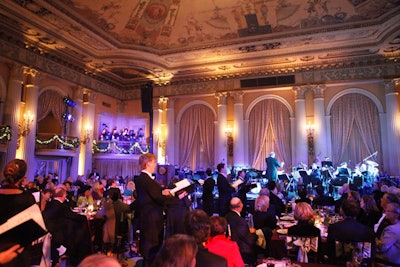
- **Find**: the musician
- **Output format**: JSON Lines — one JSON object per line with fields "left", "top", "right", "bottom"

{"left": 265, "top": 152, "right": 284, "bottom": 182}
{"left": 309, "top": 162, "right": 322, "bottom": 186}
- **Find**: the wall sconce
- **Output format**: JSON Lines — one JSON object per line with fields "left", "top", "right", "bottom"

{"left": 306, "top": 123, "right": 314, "bottom": 156}
{"left": 225, "top": 125, "right": 233, "bottom": 157}
{"left": 225, "top": 125, "right": 233, "bottom": 137}
{"left": 19, "top": 111, "right": 34, "bottom": 137}
{"left": 82, "top": 125, "right": 92, "bottom": 144}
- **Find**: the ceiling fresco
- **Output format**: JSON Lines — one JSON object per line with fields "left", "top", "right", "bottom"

{"left": 0, "top": 0, "right": 399, "bottom": 92}
{"left": 66, "top": 0, "right": 396, "bottom": 50}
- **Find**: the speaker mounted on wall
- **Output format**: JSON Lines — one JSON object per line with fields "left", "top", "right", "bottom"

{"left": 141, "top": 82, "right": 153, "bottom": 113}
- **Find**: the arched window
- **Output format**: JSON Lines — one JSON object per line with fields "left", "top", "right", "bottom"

{"left": 179, "top": 104, "right": 215, "bottom": 170}
{"left": 248, "top": 99, "right": 291, "bottom": 171}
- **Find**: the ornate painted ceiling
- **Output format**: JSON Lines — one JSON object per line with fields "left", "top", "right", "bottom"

{"left": 0, "top": 0, "right": 399, "bottom": 94}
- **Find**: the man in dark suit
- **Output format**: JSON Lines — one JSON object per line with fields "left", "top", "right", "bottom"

{"left": 184, "top": 209, "right": 227, "bottom": 267}
{"left": 134, "top": 153, "right": 172, "bottom": 267}
{"left": 265, "top": 151, "right": 284, "bottom": 182}
{"left": 216, "top": 163, "right": 236, "bottom": 216}
{"left": 267, "top": 180, "right": 286, "bottom": 217}
{"left": 202, "top": 168, "right": 215, "bottom": 216}
{"left": 43, "top": 187, "right": 91, "bottom": 266}
{"left": 225, "top": 197, "right": 257, "bottom": 265}
{"left": 312, "top": 185, "right": 335, "bottom": 208}
{"left": 327, "top": 199, "right": 375, "bottom": 264}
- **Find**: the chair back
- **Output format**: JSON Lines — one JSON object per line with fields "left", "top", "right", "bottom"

{"left": 286, "top": 236, "right": 318, "bottom": 263}
{"left": 334, "top": 240, "right": 372, "bottom": 266}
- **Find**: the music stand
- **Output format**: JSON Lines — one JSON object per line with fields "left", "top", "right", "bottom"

{"left": 298, "top": 170, "right": 311, "bottom": 185}
{"left": 321, "top": 161, "right": 333, "bottom": 168}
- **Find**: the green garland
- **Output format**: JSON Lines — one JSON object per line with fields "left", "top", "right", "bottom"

{"left": 36, "top": 134, "right": 80, "bottom": 148}
{"left": 92, "top": 140, "right": 149, "bottom": 154}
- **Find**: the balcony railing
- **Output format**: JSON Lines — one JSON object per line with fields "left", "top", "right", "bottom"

{"left": 92, "top": 140, "right": 149, "bottom": 155}
{"left": 35, "top": 133, "right": 80, "bottom": 151}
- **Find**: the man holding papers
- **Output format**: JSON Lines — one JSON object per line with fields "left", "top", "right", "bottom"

{"left": 134, "top": 153, "right": 171, "bottom": 267}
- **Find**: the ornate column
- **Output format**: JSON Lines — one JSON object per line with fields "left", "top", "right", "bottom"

{"left": 19, "top": 68, "right": 40, "bottom": 180}
{"left": 231, "top": 91, "right": 245, "bottom": 167}
{"left": 293, "top": 86, "right": 308, "bottom": 167}
{"left": 154, "top": 97, "right": 167, "bottom": 164}
{"left": 165, "top": 97, "right": 175, "bottom": 165}
{"left": 79, "top": 89, "right": 95, "bottom": 177}
{"left": 384, "top": 80, "right": 400, "bottom": 175}
{"left": 215, "top": 92, "right": 228, "bottom": 165}
{"left": 1, "top": 63, "right": 24, "bottom": 170}
{"left": 311, "top": 84, "right": 328, "bottom": 161}
{"left": 71, "top": 87, "right": 82, "bottom": 178}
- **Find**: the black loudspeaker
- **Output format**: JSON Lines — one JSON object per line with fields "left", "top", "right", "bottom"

{"left": 141, "top": 83, "right": 153, "bottom": 113}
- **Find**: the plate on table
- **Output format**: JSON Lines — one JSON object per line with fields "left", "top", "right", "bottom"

{"left": 280, "top": 215, "right": 294, "bottom": 221}
{"left": 277, "top": 228, "right": 288, "bottom": 235}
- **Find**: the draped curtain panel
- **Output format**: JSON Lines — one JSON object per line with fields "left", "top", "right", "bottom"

{"left": 248, "top": 99, "right": 292, "bottom": 171}
{"left": 330, "top": 93, "right": 382, "bottom": 169}
{"left": 94, "top": 159, "right": 141, "bottom": 180}
{"left": 37, "top": 90, "right": 64, "bottom": 126}
{"left": 179, "top": 104, "right": 215, "bottom": 171}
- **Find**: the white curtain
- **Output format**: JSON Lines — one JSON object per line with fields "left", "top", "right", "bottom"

{"left": 330, "top": 93, "right": 381, "bottom": 169}
{"left": 37, "top": 90, "right": 64, "bottom": 126}
{"left": 179, "top": 104, "right": 215, "bottom": 170}
{"left": 94, "top": 159, "right": 141, "bottom": 179}
{"left": 248, "top": 99, "right": 291, "bottom": 171}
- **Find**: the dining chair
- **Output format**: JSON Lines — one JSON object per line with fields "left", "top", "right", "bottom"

{"left": 333, "top": 240, "right": 373, "bottom": 266}
{"left": 285, "top": 235, "right": 318, "bottom": 263}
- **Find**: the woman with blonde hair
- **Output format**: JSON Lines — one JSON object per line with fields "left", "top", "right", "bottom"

{"left": 288, "top": 202, "right": 320, "bottom": 237}
{"left": 253, "top": 195, "right": 277, "bottom": 234}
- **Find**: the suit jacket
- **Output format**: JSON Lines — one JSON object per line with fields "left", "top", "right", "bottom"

{"left": 202, "top": 177, "right": 215, "bottom": 216}
{"left": 196, "top": 245, "right": 228, "bottom": 267}
{"left": 134, "top": 172, "right": 167, "bottom": 262}
{"left": 327, "top": 217, "right": 375, "bottom": 263}
{"left": 217, "top": 174, "right": 235, "bottom": 216}
{"left": 265, "top": 156, "right": 281, "bottom": 181}
{"left": 269, "top": 192, "right": 285, "bottom": 217}
{"left": 253, "top": 210, "right": 277, "bottom": 231}
{"left": 377, "top": 222, "right": 400, "bottom": 264}
{"left": 225, "top": 211, "right": 257, "bottom": 258}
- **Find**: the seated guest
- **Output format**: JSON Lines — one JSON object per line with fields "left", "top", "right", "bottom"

{"left": 96, "top": 189, "right": 131, "bottom": 254}
{"left": 295, "top": 187, "right": 311, "bottom": 205}
{"left": 63, "top": 181, "right": 76, "bottom": 207}
{"left": 152, "top": 234, "right": 198, "bottom": 267}
{"left": 334, "top": 183, "right": 350, "bottom": 213}
{"left": 375, "top": 192, "right": 399, "bottom": 239}
{"left": 43, "top": 187, "right": 91, "bottom": 266}
{"left": 287, "top": 202, "right": 321, "bottom": 262}
{"left": 39, "top": 188, "right": 53, "bottom": 212}
{"left": 312, "top": 185, "right": 334, "bottom": 208}
{"left": 184, "top": 209, "right": 227, "bottom": 267}
{"left": 77, "top": 185, "right": 93, "bottom": 207}
{"left": 253, "top": 195, "right": 277, "bottom": 231}
{"left": 376, "top": 202, "right": 400, "bottom": 266}
{"left": 327, "top": 199, "right": 375, "bottom": 264}
{"left": 78, "top": 253, "right": 121, "bottom": 267}
{"left": 91, "top": 181, "right": 103, "bottom": 201}
{"left": 358, "top": 195, "right": 381, "bottom": 229}
{"left": 267, "top": 180, "right": 285, "bottom": 217}
{"left": 206, "top": 216, "right": 244, "bottom": 267}
{"left": 288, "top": 202, "right": 320, "bottom": 237}
{"left": 225, "top": 197, "right": 257, "bottom": 265}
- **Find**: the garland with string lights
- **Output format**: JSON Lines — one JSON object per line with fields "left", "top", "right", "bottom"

{"left": 36, "top": 134, "right": 80, "bottom": 148}
{"left": 92, "top": 140, "right": 149, "bottom": 154}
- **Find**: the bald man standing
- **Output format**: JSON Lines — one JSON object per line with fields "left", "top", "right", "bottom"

{"left": 225, "top": 197, "right": 257, "bottom": 265}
